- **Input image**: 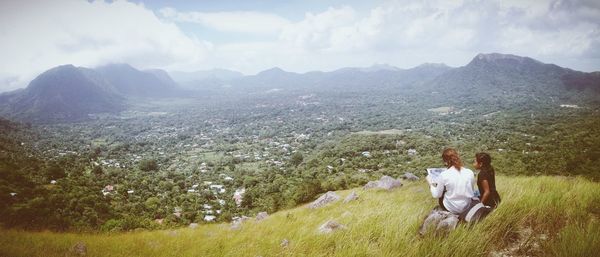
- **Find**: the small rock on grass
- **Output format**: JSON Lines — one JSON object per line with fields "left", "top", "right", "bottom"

{"left": 318, "top": 220, "right": 346, "bottom": 233}
{"left": 256, "top": 212, "right": 269, "bottom": 221}
{"left": 401, "top": 172, "right": 420, "bottom": 181}
{"left": 69, "top": 241, "right": 87, "bottom": 256}
{"left": 231, "top": 216, "right": 250, "bottom": 230}
{"left": 280, "top": 239, "right": 289, "bottom": 248}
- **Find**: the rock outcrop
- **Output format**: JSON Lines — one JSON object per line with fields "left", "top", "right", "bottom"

{"left": 69, "top": 241, "right": 87, "bottom": 256}
{"left": 362, "top": 181, "right": 379, "bottom": 189}
{"left": 308, "top": 191, "right": 340, "bottom": 209}
{"left": 418, "top": 208, "right": 459, "bottom": 235}
{"left": 401, "top": 172, "right": 420, "bottom": 181}
{"left": 318, "top": 220, "right": 346, "bottom": 233}
{"left": 231, "top": 216, "right": 250, "bottom": 230}
{"left": 256, "top": 212, "right": 269, "bottom": 221}
{"left": 280, "top": 239, "right": 289, "bottom": 248}
{"left": 364, "top": 176, "right": 403, "bottom": 190}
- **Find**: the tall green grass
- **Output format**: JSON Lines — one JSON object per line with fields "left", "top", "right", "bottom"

{"left": 1, "top": 176, "right": 599, "bottom": 257}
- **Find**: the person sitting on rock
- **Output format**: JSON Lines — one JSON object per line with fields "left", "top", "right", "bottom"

{"left": 419, "top": 148, "right": 476, "bottom": 235}
{"left": 427, "top": 148, "right": 475, "bottom": 214}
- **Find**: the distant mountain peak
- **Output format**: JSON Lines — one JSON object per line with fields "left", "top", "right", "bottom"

{"left": 1, "top": 64, "right": 125, "bottom": 123}
{"left": 259, "top": 67, "right": 287, "bottom": 75}
{"left": 255, "top": 67, "right": 298, "bottom": 78}
{"left": 54, "top": 64, "right": 77, "bottom": 70}
{"left": 464, "top": 53, "right": 550, "bottom": 71}
{"left": 472, "top": 53, "right": 540, "bottom": 64}
{"left": 41, "top": 64, "right": 79, "bottom": 76}
{"left": 28, "top": 64, "right": 83, "bottom": 90}
{"left": 360, "top": 63, "right": 400, "bottom": 72}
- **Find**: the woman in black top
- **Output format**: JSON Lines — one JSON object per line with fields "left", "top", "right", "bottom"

{"left": 474, "top": 152, "right": 501, "bottom": 208}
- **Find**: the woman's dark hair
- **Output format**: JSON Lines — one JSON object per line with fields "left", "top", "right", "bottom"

{"left": 442, "top": 148, "right": 462, "bottom": 170}
{"left": 475, "top": 152, "right": 494, "bottom": 174}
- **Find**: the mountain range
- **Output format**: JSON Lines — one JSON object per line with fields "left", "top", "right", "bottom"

{"left": 419, "top": 53, "right": 600, "bottom": 105}
{"left": 0, "top": 53, "right": 598, "bottom": 123}
{"left": 0, "top": 64, "right": 178, "bottom": 123}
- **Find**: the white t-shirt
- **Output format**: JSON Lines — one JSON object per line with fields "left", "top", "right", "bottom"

{"left": 429, "top": 166, "right": 475, "bottom": 214}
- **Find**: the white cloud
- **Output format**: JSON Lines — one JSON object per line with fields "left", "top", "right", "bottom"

{"left": 279, "top": 6, "right": 386, "bottom": 53}
{"left": 157, "top": 0, "right": 600, "bottom": 74}
{"left": 0, "top": 0, "right": 210, "bottom": 92}
{"left": 159, "top": 7, "right": 290, "bottom": 35}
{"left": 271, "top": 0, "right": 600, "bottom": 72}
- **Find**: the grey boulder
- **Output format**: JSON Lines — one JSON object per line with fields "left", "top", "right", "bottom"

{"left": 69, "top": 241, "right": 87, "bottom": 256}
{"left": 419, "top": 208, "right": 459, "bottom": 235}
{"left": 401, "top": 172, "right": 420, "bottom": 181}
{"left": 308, "top": 191, "right": 340, "bottom": 209}
{"left": 231, "top": 215, "right": 250, "bottom": 230}
{"left": 318, "top": 220, "right": 346, "bottom": 233}
{"left": 280, "top": 239, "right": 289, "bottom": 248}
{"left": 362, "top": 181, "right": 379, "bottom": 189}
{"left": 256, "top": 212, "right": 269, "bottom": 221}
{"left": 363, "top": 176, "right": 403, "bottom": 190}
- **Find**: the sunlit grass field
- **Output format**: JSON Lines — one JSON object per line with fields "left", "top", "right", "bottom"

{"left": 1, "top": 175, "right": 599, "bottom": 257}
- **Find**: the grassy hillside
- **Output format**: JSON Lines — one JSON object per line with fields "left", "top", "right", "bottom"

{"left": 1, "top": 175, "right": 599, "bottom": 257}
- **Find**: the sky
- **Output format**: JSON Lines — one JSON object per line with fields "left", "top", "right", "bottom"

{"left": 1, "top": 0, "right": 599, "bottom": 92}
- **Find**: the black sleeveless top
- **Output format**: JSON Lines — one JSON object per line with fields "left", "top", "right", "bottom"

{"left": 477, "top": 169, "right": 501, "bottom": 208}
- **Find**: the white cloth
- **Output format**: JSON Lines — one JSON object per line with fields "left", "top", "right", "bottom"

{"left": 429, "top": 166, "right": 475, "bottom": 214}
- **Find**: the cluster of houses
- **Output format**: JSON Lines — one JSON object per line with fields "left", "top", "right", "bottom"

{"left": 221, "top": 134, "right": 316, "bottom": 171}
{"left": 231, "top": 152, "right": 266, "bottom": 161}
{"left": 132, "top": 125, "right": 188, "bottom": 142}
{"left": 168, "top": 203, "right": 224, "bottom": 222}
{"left": 361, "top": 149, "right": 417, "bottom": 158}
{"left": 99, "top": 184, "right": 134, "bottom": 196}
{"left": 94, "top": 159, "right": 123, "bottom": 168}
{"left": 202, "top": 204, "right": 217, "bottom": 221}
{"left": 42, "top": 148, "right": 79, "bottom": 159}
{"left": 199, "top": 162, "right": 208, "bottom": 173}
{"left": 184, "top": 181, "right": 227, "bottom": 194}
